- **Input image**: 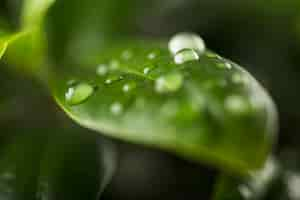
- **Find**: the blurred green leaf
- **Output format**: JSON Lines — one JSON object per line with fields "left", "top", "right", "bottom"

{"left": 0, "top": 0, "right": 56, "bottom": 75}
{"left": 213, "top": 158, "right": 281, "bottom": 200}
{"left": 0, "top": 31, "right": 29, "bottom": 60}
{"left": 51, "top": 40, "right": 277, "bottom": 174}
{"left": 45, "top": 0, "right": 140, "bottom": 64}
{"left": 21, "top": 0, "right": 56, "bottom": 28}
{"left": 0, "top": 130, "right": 46, "bottom": 200}
{"left": 0, "top": 128, "right": 116, "bottom": 200}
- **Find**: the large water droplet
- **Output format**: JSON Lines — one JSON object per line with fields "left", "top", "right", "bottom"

{"left": 168, "top": 32, "right": 206, "bottom": 55}
{"left": 96, "top": 64, "right": 108, "bottom": 76}
{"left": 110, "top": 102, "right": 123, "bottom": 115}
{"left": 65, "top": 82, "right": 95, "bottom": 105}
{"left": 155, "top": 72, "right": 183, "bottom": 93}
{"left": 174, "top": 48, "right": 199, "bottom": 64}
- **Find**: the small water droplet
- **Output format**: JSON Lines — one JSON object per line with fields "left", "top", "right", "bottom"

{"left": 121, "top": 50, "right": 133, "bottom": 60}
{"left": 110, "top": 102, "right": 123, "bottom": 115}
{"left": 105, "top": 75, "right": 123, "bottom": 85}
{"left": 109, "top": 60, "right": 120, "bottom": 71}
{"left": 224, "top": 95, "right": 250, "bottom": 115}
{"left": 168, "top": 32, "right": 206, "bottom": 55}
{"left": 123, "top": 84, "right": 130, "bottom": 92}
{"left": 147, "top": 52, "right": 156, "bottom": 60}
{"left": 143, "top": 67, "right": 151, "bottom": 74}
{"left": 174, "top": 48, "right": 199, "bottom": 64}
{"left": 105, "top": 79, "right": 112, "bottom": 84}
{"left": 155, "top": 72, "right": 183, "bottom": 93}
{"left": 122, "top": 82, "right": 136, "bottom": 93}
{"left": 65, "top": 82, "right": 95, "bottom": 105}
{"left": 96, "top": 64, "right": 108, "bottom": 76}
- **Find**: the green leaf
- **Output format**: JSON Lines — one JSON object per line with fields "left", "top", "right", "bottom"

{"left": 51, "top": 40, "right": 278, "bottom": 174}
{"left": 213, "top": 158, "right": 280, "bottom": 200}
{"left": 0, "top": 0, "right": 56, "bottom": 75}
{"left": 0, "top": 129, "right": 47, "bottom": 199}
{"left": 45, "top": 0, "right": 140, "bottom": 64}
{"left": 0, "top": 128, "right": 116, "bottom": 199}
{"left": 0, "top": 31, "right": 29, "bottom": 60}
{"left": 21, "top": 0, "right": 56, "bottom": 28}
{"left": 37, "top": 130, "right": 116, "bottom": 200}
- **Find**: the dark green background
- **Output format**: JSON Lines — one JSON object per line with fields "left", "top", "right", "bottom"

{"left": 0, "top": 0, "right": 300, "bottom": 199}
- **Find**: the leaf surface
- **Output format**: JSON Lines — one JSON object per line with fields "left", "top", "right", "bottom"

{"left": 51, "top": 40, "right": 278, "bottom": 174}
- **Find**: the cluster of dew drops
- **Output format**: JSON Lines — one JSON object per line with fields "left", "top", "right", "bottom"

{"left": 65, "top": 32, "right": 249, "bottom": 116}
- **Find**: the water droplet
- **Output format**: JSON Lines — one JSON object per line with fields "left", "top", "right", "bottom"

{"left": 109, "top": 60, "right": 120, "bottom": 71}
{"left": 224, "top": 95, "right": 250, "bottom": 115}
{"left": 155, "top": 72, "right": 183, "bottom": 93}
{"left": 122, "top": 82, "right": 136, "bottom": 93}
{"left": 65, "top": 82, "right": 95, "bottom": 105}
{"left": 174, "top": 48, "right": 199, "bottom": 64}
{"left": 110, "top": 102, "right": 123, "bottom": 115}
{"left": 147, "top": 52, "right": 156, "bottom": 60}
{"left": 96, "top": 64, "right": 108, "bottom": 76}
{"left": 105, "top": 75, "right": 123, "bottom": 85}
{"left": 123, "top": 84, "right": 130, "bottom": 92}
{"left": 168, "top": 32, "right": 206, "bottom": 55}
{"left": 105, "top": 79, "right": 112, "bottom": 84}
{"left": 143, "top": 65, "right": 156, "bottom": 75}
{"left": 121, "top": 50, "right": 133, "bottom": 60}
{"left": 143, "top": 67, "right": 151, "bottom": 74}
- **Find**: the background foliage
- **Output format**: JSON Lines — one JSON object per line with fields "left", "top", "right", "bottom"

{"left": 0, "top": 0, "right": 300, "bottom": 199}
